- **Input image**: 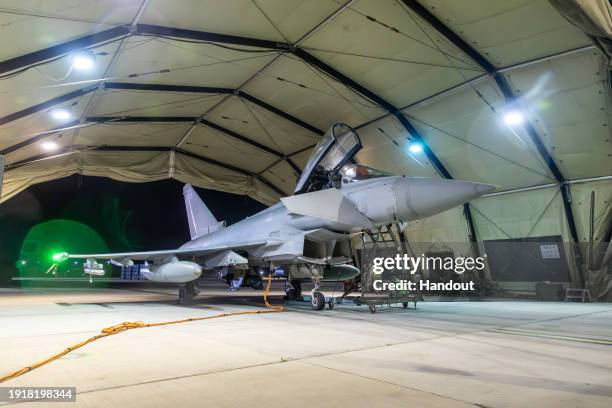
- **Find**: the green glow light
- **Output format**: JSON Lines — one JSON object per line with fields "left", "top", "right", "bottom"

{"left": 52, "top": 252, "right": 69, "bottom": 263}
{"left": 19, "top": 219, "right": 108, "bottom": 285}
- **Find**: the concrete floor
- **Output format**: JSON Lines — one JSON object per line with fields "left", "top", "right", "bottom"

{"left": 1, "top": 286, "right": 612, "bottom": 408}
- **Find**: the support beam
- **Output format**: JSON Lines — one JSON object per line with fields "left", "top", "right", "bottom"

{"left": 135, "top": 24, "right": 291, "bottom": 51}
{"left": 87, "top": 116, "right": 195, "bottom": 123}
{"left": 0, "top": 86, "right": 97, "bottom": 126}
{"left": 85, "top": 116, "right": 198, "bottom": 123}
{"left": 399, "top": 1, "right": 502, "bottom": 78}
{"left": 199, "top": 119, "right": 283, "bottom": 158}
{"left": 238, "top": 92, "right": 324, "bottom": 136}
{"left": 104, "top": 82, "right": 233, "bottom": 94}
{"left": 294, "top": 48, "right": 396, "bottom": 112}
{"left": 0, "top": 26, "right": 130, "bottom": 75}
{"left": 0, "top": 120, "right": 81, "bottom": 156}
{"left": 393, "top": 113, "right": 451, "bottom": 179}
{"left": 199, "top": 119, "right": 302, "bottom": 174}
{"left": 103, "top": 83, "right": 322, "bottom": 136}
{"left": 402, "top": 0, "right": 584, "bottom": 280}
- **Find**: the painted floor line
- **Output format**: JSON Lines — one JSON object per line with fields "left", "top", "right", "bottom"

{"left": 489, "top": 328, "right": 612, "bottom": 345}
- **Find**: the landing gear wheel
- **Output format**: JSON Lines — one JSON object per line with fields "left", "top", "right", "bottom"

{"left": 178, "top": 285, "right": 187, "bottom": 305}
{"left": 311, "top": 291, "right": 325, "bottom": 311}
{"left": 178, "top": 281, "right": 197, "bottom": 305}
{"left": 402, "top": 302, "right": 408, "bottom": 309}
{"left": 251, "top": 278, "right": 263, "bottom": 290}
{"left": 369, "top": 305, "right": 376, "bottom": 314}
{"left": 191, "top": 281, "right": 200, "bottom": 296}
{"left": 293, "top": 280, "right": 302, "bottom": 298}
{"left": 327, "top": 300, "right": 334, "bottom": 310}
{"left": 284, "top": 280, "right": 302, "bottom": 301}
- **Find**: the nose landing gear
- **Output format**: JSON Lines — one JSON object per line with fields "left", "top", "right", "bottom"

{"left": 311, "top": 291, "right": 325, "bottom": 310}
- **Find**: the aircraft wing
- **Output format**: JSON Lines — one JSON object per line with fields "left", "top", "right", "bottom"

{"left": 61, "top": 240, "right": 270, "bottom": 262}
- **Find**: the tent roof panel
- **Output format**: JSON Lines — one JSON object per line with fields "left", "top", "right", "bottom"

{"left": 140, "top": 0, "right": 288, "bottom": 42}
{"left": 88, "top": 89, "right": 226, "bottom": 117}
{"left": 354, "top": 115, "right": 440, "bottom": 178}
{"left": 503, "top": 50, "right": 612, "bottom": 179}
{"left": 74, "top": 123, "right": 191, "bottom": 148}
{"left": 418, "top": 0, "right": 590, "bottom": 66}
{"left": 206, "top": 95, "right": 318, "bottom": 155}
{"left": 0, "top": 1, "right": 139, "bottom": 26}
{"left": 301, "top": 0, "right": 483, "bottom": 106}
{"left": 243, "top": 55, "right": 386, "bottom": 129}
{"left": 404, "top": 79, "right": 555, "bottom": 188}
{"left": 109, "top": 37, "right": 279, "bottom": 88}
{"left": 183, "top": 125, "right": 279, "bottom": 173}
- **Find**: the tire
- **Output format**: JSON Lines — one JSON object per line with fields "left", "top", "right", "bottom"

{"left": 250, "top": 277, "right": 263, "bottom": 290}
{"left": 178, "top": 285, "right": 187, "bottom": 305}
{"left": 402, "top": 302, "right": 408, "bottom": 309}
{"left": 292, "top": 280, "right": 302, "bottom": 298}
{"left": 311, "top": 291, "right": 325, "bottom": 311}
{"left": 369, "top": 305, "right": 376, "bottom": 314}
{"left": 327, "top": 300, "right": 334, "bottom": 310}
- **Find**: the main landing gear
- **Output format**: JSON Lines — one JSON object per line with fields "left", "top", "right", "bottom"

{"left": 178, "top": 280, "right": 199, "bottom": 305}
{"left": 284, "top": 279, "right": 302, "bottom": 301}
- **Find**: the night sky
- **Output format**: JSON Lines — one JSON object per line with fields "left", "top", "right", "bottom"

{"left": 0, "top": 176, "right": 266, "bottom": 283}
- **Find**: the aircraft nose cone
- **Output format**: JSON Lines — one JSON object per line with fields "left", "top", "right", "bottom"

{"left": 394, "top": 178, "right": 496, "bottom": 220}
{"left": 473, "top": 182, "right": 496, "bottom": 195}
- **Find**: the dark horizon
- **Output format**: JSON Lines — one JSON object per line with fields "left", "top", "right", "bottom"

{"left": 0, "top": 175, "right": 266, "bottom": 283}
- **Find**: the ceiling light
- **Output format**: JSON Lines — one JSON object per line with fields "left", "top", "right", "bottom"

{"left": 50, "top": 108, "right": 72, "bottom": 121}
{"left": 72, "top": 52, "right": 96, "bottom": 70}
{"left": 41, "top": 141, "right": 59, "bottom": 151}
{"left": 503, "top": 110, "right": 524, "bottom": 126}
{"left": 408, "top": 142, "right": 423, "bottom": 154}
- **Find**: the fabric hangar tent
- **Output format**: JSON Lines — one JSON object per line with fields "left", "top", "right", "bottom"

{"left": 0, "top": 0, "right": 610, "bottom": 294}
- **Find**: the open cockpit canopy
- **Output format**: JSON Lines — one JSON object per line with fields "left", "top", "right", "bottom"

{"left": 294, "top": 123, "right": 362, "bottom": 194}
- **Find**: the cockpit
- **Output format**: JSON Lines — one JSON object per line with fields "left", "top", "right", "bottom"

{"left": 294, "top": 123, "right": 391, "bottom": 194}
{"left": 340, "top": 164, "right": 391, "bottom": 185}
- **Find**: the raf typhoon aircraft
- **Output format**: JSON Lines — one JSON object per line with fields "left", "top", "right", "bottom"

{"left": 55, "top": 123, "right": 495, "bottom": 309}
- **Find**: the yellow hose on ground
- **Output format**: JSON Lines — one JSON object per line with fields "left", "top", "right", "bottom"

{"left": 0, "top": 275, "right": 284, "bottom": 383}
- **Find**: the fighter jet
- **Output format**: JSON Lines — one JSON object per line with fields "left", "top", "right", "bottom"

{"left": 54, "top": 123, "right": 495, "bottom": 309}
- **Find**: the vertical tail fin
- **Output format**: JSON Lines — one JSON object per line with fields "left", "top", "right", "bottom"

{"left": 183, "top": 184, "right": 224, "bottom": 240}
